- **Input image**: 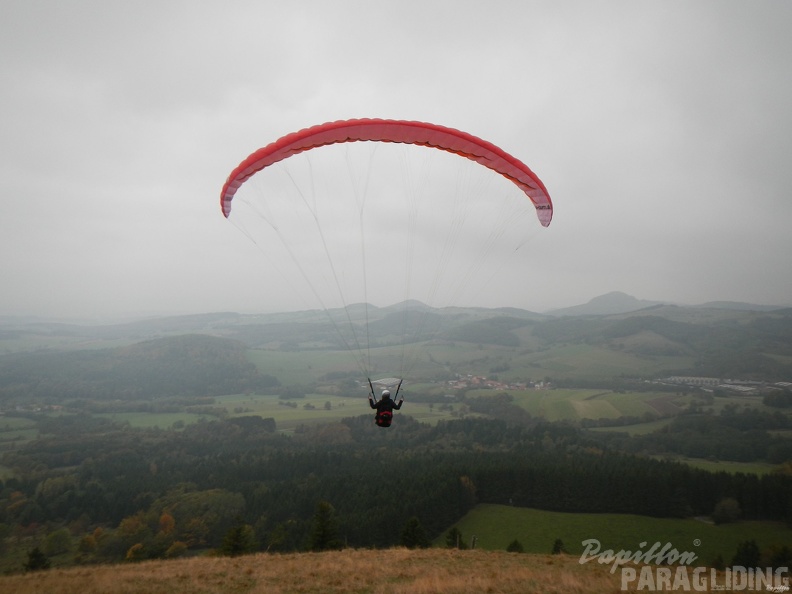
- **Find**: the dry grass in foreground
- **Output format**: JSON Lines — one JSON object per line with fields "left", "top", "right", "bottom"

{"left": 0, "top": 548, "right": 630, "bottom": 594}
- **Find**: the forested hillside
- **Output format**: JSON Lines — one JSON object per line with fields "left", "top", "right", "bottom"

{"left": 531, "top": 310, "right": 792, "bottom": 379}
{"left": 1, "top": 414, "right": 790, "bottom": 570}
{"left": 0, "top": 335, "right": 276, "bottom": 404}
{"left": 3, "top": 305, "right": 792, "bottom": 400}
{"left": 1, "top": 304, "right": 791, "bottom": 573}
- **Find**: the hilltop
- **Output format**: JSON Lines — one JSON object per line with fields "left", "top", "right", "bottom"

{"left": 2, "top": 294, "right": 791, "bottom": 408}
{"left": 547, "top": 291, "right": 789, "bottom": 317}
{"left": 547, "top": 291, "right": 666, "bottom": 316}
{"left": 1, "top": 294, "right": 790, "bottom": 577}
{"left": 0, "top": 548, "right": 626, "bottom": 594}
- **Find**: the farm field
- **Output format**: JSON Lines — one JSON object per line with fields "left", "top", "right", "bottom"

{"left": 652, "top": 456, "right": 779, "bottom": 476}
{"left": 217, "top": 392, "right": 459, "bottom": 431}
{"left": 0, "top": 464, "right": 13, "bottom": 480}
{"left": 88, "top": 388, "right": 689, "bottom": 432}
{"left": 507, "top": 343, "right": 695, "bottom": 382}
{"left": 84, "top": 394, "right": 460, "bottom": 433}
{"left": 245, "top": 339, "right": 698, "bottom": 386}
{"left": 466, "top": 388, "right": 690, "bottom": 422}
{"left": 95, "top": 411, "right": 210, "bottom": 430}
{"left": 590, "top": 417, "right": 675, "bottom": 435}
{"left": 245, "top": 342, "right": 462, "bottom": 387}
{"left": 443, "top": 504, "right": 792, "bottom": 565}
{"left": 2, "top": 386, "right": 701, "bottom": 445}
{"left": 19, "top": 388, "right": 784, "bottom": 440}
{"left": 0, "top": 415, "right": 38, "bottom": 434}
{"left": 245, "top": 348, "right": 359, "bottom": 387}
{"left": 0, "top": 415, "right": 39, "bottom": 451}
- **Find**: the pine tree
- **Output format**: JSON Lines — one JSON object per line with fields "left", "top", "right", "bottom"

{"left": 219, "top": 520, "right": 259, "bottom": 557}
{"left": 732, "top": 539, "right": 761, "bottom": 568}
{"left": 712, "top": 497, "right": 741, "bottom": 524}
{"left": 400, "top": 517, "right": 429, "bottom": 549}
{"left": 24, "top": 547, "right": 51, "bottom": 572}
{"left": 309, "top": 501, "right": 342, "bottom": 551}
{"left": 445, "top": 527, "right": 467, "bottom": 549}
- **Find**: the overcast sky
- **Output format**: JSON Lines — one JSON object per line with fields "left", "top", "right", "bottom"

{"left": 2, "top": 0, "right": 790, "bottom": 321}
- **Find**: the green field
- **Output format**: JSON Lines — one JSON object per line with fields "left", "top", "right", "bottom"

{"left": 590, "top": 418, "right": 675, "bottom": 436}
{"left": 0, "top": 415, "right": 38, "bottom": 431}
{"left": 95, "top": 411, "right": 211, "bottom": 429}
{"left": 245, "top": 338, "right": 697, "bottom": 386}
{"left": 78, "top": 389, "right": 687, "bottom": 432}
{"left": 88, "top": 393, "right": 460, "bottom": 433}
{"left": 465, "top": 388, "right": 689, "bottom": 423}
{"left": 245, "top": 342, "right": 463, "bottom": 387}
{"left": 216, "top": 392, "right": 459, "bottom": 431}
{"left": 223, "top": 392, "right": 371, "bottom": 430}
{"left": 442, "top": 504, "right": 792, "bottom": 565}
{"left": 0, "top": 464, "right": 13, "bottom": 480}
{"left": 65, "top": 387, "right": 792, "bottom": 445}
{"left": 0, "top": 415, "right": 39, "bottom": 451}
{"left": 246, "top": 348, "right": 360, "bottom": 387}
{"left": 505, "top": 343, "right": 695, "bottom": 382}
{"left": 651, "top": 456, "right": 778, "bottom": 476}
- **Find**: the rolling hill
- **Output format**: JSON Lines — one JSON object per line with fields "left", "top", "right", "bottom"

{"left": 0, "top": 548, "right": 627, "bottom": 594}
{"left": 1, "top": 295, "right": 791, "bottom": 406}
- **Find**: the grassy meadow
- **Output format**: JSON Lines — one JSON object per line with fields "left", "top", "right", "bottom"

{"left": 0, "top": 464, "right": 13, "bottom": 480}
{"left": 85, "top": 388, "right": 687, "bottom": 433}
{"left": 650, "top": 456, "right": 778, "bottom": 476}
{"left": 0, "top": 415, "right": 39, "bottom": 454}
{"left": 245, "top": 337, "right": 697, "bottom": 388}
{"left": 245, "top": 348, "right": 359, "bottom": 388}
{"left": 0, "top": 548, "right": 637, "bottom": 594}
{"left": 442, "top": 504, "right": 792, "bottom": 566}
{"left": 464, "top": 387, "right": 689, "bottom": 423}
{"left": 2, "top": 509, "right": 788, "bottom": 591}
{"left": 86, "top": 392, "right": 460, "bottom": 433}
{"left": 61, "top": 384, "right": 777, "bottom": 441}
{"left": 504, "top": 339, "right": 695, "bottom": 383}
{"left": 95, "top": 411, "right": 210, "bottom": 429}
{"left": 215, "top": 392, "right": 460, "bottom": 431}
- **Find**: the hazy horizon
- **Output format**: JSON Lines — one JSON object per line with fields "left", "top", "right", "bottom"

{"left": 1, "top": 289, "right": 788, "bottom": 326}
{"left": 3, "top": 2, "right": 791, "bottom": 320}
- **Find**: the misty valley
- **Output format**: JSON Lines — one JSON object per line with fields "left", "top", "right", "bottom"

{"left": 0, "top": 298, "right": 791, "bottom": 574}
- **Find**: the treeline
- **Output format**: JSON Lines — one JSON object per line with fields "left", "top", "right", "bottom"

{"left": 765, "top": 389, "right": 792, "bottom": 408}
{"left": 468, "top": 392, "right": 792, "bottom": 465}
{"left": 443, "top": 317, "right": 530, "bottom": 347}
{"left": 530, "top": 313, "right": 792, "bottom": 380}
{"left": 589, "top": 407, "right": 792, "bottom": 464}
{"left": 1, "top": 415, "right": 790, "bottom": 565}
{"left": 224, "top": 310, "right": 455, "bottom": 349}
{"left": 0, "top": 335, "right": 278, "bottom": 405}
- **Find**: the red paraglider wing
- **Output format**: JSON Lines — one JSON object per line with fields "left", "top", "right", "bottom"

{"left": 220, "top": 118, "right": 553, "bottom": 226}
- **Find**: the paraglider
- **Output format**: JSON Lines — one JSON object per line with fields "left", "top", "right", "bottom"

{"left": 220, "top": 118, "right": 552, "bottom": 226}
{"left": 220, "top": 118, "right": 553, "bottom": 425}
{"left": 367, "top": 378, "right": 404, "bottom": 428}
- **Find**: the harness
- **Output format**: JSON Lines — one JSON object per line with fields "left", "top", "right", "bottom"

{"left": 369, "top": 378, "right": 402, "bottom": 428}
{"left": 375, "top": 409, "right": 393, "bottom": 427}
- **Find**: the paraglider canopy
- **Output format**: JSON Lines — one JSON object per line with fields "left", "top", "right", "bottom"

{"left": 220, "top": 119, "right": 554, "bottom": 383}
{"left": 220, "top": 118, "right": 553, "bottom": 227}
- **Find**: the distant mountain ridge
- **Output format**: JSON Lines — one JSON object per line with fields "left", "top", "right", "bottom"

{"left": 1, "top": 294, "right": 788, "bottom": 342}
{"left": 2, "top": 293, "right": 792, "bottom": 394}
{"left": 546, "top": 291, "right": 788, "bottom": 317}
{"left": 694, "top": 301, "right": 786, "bottom": 312}
{"left": 547, "top": 292, "right": 665, "bottom": 316}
